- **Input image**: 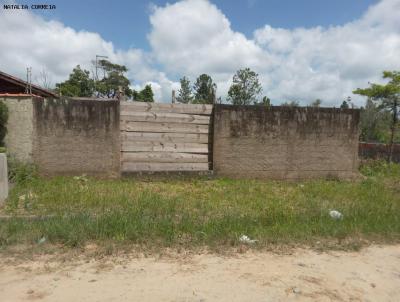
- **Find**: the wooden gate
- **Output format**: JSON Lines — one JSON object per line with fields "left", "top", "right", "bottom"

{"left": 120, "top": 102, "right": 213, "bottom": 174}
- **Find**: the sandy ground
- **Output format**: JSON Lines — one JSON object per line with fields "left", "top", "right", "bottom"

{"left": 0, "top": 245, "right": 399, "bottom": 302}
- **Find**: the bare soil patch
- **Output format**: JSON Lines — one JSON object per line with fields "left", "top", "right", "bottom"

{"left": 0, "top": 244, "right": 399, "bottom": 301}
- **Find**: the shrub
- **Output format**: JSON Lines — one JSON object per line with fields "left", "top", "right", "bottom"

{"left": 7, "top": 155, "right": 38, "bottom": 184}
{"left": 359, "top": 159, "right": 400, "bottom": 177}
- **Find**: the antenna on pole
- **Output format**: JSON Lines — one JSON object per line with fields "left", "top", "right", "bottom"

{"left": 95, "top": 55, "right": 108, "bottom": 81}
{"left": 26, "top": 68, "right": 29, "bottom": 93}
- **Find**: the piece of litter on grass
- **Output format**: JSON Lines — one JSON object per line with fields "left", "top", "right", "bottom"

{"left": 73, "top": 174, "right": 89, "bottom": 182}
{"left": 37, "top": 237, "right": 46, "bottom": 244}
{"left": 239, "top": 235, "right": 258, "bottom": 244}
{"left": 329, "top": 210, "right": 343, "bottom": 220}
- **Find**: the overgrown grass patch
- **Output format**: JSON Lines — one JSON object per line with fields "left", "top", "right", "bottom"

{"left": 1, "top": 161, "right": 400, "bottom": 250}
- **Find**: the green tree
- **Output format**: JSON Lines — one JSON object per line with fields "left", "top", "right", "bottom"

{"left": 254, "top": 96, "right": 271, "bottom": 107}
{"left": 281, "top": 100, "right": 299, "bottom": 107}
{"left": 227, "top": 68, "right": 262, "bottom": 105}
{"left": 340, "top": 100, "right": 350, "bottom": 109}
{"left": 193, "top": 74, "right": 216, "bottom": 104}
{"left": 95, "top": 60, "right": 132, "bottom": 98}
{"left": 341, "top": 96, "right": 353, "bottom": 109}
{"left": 136, "top": 84, "right": 154, "bottom": 102}
{"left": 176, "top": 76, "right": 193, "bottom": 104}
{"left": 310, "top": 99, "right": 322, "bottom": 107}
{"left": 354, "top": 71, "right": 400, "bottom": 161}
{"left": 359, "top": 98, "right": 395, "bottom": 143}
{"left": 55, "top": 65, "right": 94, "bottom": 97}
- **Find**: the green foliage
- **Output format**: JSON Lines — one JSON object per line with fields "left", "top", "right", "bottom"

{"left": 354, "top": 71, "right": 400, "bottom": 111}
{"left": 0, "top": 101, "right": 9, "bottom": 147}
{"left": 359, "top": 159, "right": 400, "bottom": 178}
{"left": 340, "top": 100, "right": 350, "bottom": 109}
{"left": 281, "top": 100, "right": 299, "bottom": 107}
{"left": 176, "top": 76, "right": 193, "bottom": 104}
{"left": 354, "top": 71, "right": 400, "bottom": 161}
{"left": 134, "top": 84, "right": 154, "bottom": 102}
{"left": 55, "top": 61, "right": 133, "bottom": 99}
{"left": 254, "top": 96, "right": 271, "bottom": 107}
{"left": 227, "top": 68, "right": 262, "bottom": 105}
{"left": 7, "top": 156, "right": 38, "bottom": 184}
{"left": 95, "top": 60, "right": 132, "bottom": 98}
{"left": 310, "top": 99, "right": 322, "bottom": 107}
{"left": 359, "top": 98, "right": 399, "bottom": 143}
{"left": 55, "top": 65, "right": 94, "bottom": 97}
{"left": 193, "top": 74, "right": 217, "bottom": 104}
{"left": 262, "top": 96, "right": 271, "bottom": 106}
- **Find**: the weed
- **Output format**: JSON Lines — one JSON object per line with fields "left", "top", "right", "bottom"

{"left": 7, "top": 155, "right": 38, "bottom": 184}
{"left": 1, "top": 162, "right": 399, "bottom": 250}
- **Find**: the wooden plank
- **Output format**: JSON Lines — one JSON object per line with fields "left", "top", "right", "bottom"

{"left": 122, "top": 162, "right": 209, "bottom": 172}
{"left": 123, "top": 121, "right": 209, "bottom": 134}
{"left": 121, "top": 141, "right": 209, "bottom": 153}
{"left": 120, "top": 101, "right": 213, "bottom": 115}
{"left": 121, "top": 132, "right": 209, "bottom": 144}
{"left": 121, "top": 152, "right": 209, "bottom": 163}
{"left": 120, "top": 111, "right": 210, "bottom": 124}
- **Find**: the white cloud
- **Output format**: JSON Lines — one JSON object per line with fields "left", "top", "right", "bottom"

{"left": 252, "top": 0, "right": 400, "bottom": 105}
{"left": 0, "top": 8, "right": 174, "bottom": 101}
{"left": 0, "top": 9, "right": 114, "bottom": 83}
{"left": 149, "top": 0, "right": 400, "bottom": 106}
{"left": 0, "top": 0, "right": 399, "bottom": 106}
{"left": 149, "top": 0, "right": 270, "bottom": 77}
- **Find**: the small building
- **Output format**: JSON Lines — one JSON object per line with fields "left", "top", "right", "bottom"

{"left": 0, "top": 70, "right": 58, "bottom": 98}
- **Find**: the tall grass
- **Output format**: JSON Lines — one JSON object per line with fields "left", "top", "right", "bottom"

{"left": 1, "top": 161, "right": 399, "bottom": 249}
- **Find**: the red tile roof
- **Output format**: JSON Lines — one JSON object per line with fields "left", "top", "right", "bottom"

{"left": 0, "top": 70, "right": 58, "bottom": 98}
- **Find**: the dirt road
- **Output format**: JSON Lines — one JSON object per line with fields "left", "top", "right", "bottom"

{"left": 0, "top": 245, "right": 399, "bottom": 301}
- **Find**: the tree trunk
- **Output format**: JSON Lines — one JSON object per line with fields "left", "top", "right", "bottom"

{"left": 388, "top": 101, "right": 398, "bottom": 163}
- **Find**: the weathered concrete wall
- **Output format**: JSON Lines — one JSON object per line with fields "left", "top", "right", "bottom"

{"left": 213, "top": 105, "right": 360, "bottom": 180}
{"left": 2, "top": 96, "right": 34, "bottom": 162}
{"left": 0, "top": 153, "right": 8, "bottom": 205}
{"left": 33, "top": 98, "right": 120, "bottom": 177}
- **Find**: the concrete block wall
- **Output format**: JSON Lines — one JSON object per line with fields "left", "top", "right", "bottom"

{"left": 3, "top": 97, "right": 361, "bottom": 180}
{"left": 213, "top": 105, "right": 360, "bottom": 180}
{"left": 32, "top": 98, "right": 120, "bottom": 177}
